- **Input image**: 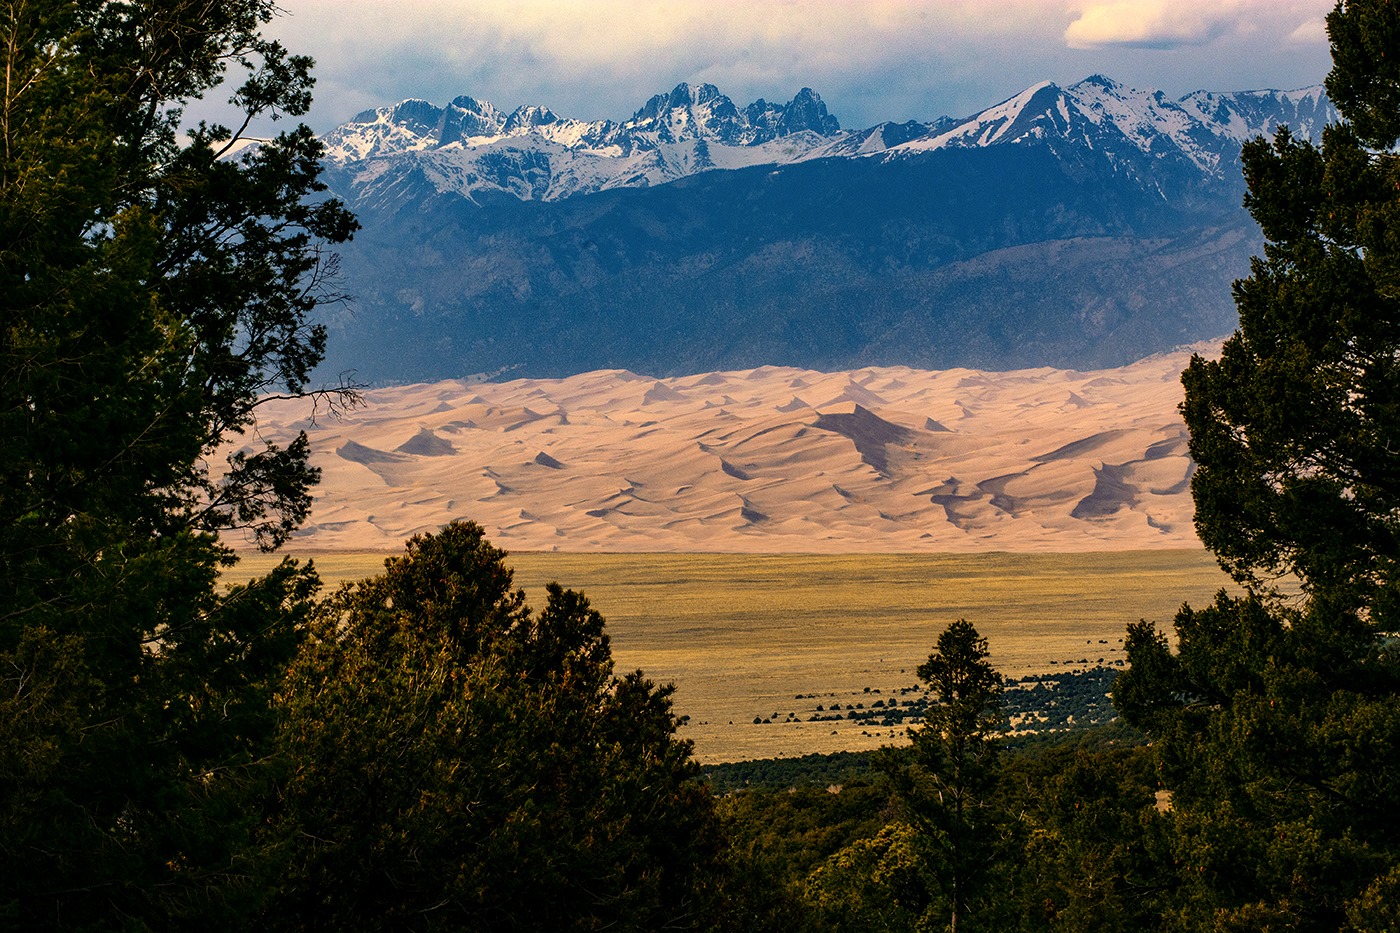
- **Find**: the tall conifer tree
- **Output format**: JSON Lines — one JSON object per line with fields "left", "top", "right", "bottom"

{"left": 870, "top": 620, "right": 1007, "bottom": 933}
{"left": 0, "top": 2, "right": 354, "bottom": 925}
{"left": 1183, "top": 0, "right": 1400, "bottom": 615}
{"left": 1115, "top": 3, "right": 1400, "bottom": 928}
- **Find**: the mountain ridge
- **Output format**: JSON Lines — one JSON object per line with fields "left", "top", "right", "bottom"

{"left": 321, "top": 75, "right": 1334, "bottom": 207}
{"left": 310, "top": 75, "right": 1335, "bottom": 384}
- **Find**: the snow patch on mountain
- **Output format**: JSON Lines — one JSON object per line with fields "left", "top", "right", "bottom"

{"left": 320, "top": 76, "right": 1335, "bottom": 207}
{"left": 322, "top": 82, "right": 843, "bottom": 203}
{"left": 1176, "top": 85, "right": 1334, "bottom": 143}
{"left": 886, "top": 75, "right": 1337, "bottom": 176}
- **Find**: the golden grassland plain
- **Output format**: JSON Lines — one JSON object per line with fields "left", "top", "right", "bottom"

{"left": 228, "top": 549, "right": 1241, "bottom": 762}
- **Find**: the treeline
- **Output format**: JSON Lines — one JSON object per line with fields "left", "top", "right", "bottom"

{"left": 707, "top": 663, "right": 1165, "bottom": 930}
{"left": 718, "top": 721, "right": 1163, "bottom": 931}
{"left": 3, "top": 1, "right": 1400, "bottom": 930}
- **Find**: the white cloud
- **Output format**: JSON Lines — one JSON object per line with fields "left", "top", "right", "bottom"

{"left": 1064, "top": 1, "right": 1241, "bottom": 50}
{"left": 1287, "top": 18, "right": 1329, "bottom": 46}
{"left": 240, "top": 0, "right": 1335, "bottom": 133}
{"left": 1064, "top": 1, "right": 1335, "bottom": 51}
{"left": 267, "top": 0, "right": 1068, "bottom": 126}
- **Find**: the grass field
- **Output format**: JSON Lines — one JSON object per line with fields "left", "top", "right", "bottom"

{"left": 227, "top": 549, "right": 1239, "bottom": 762}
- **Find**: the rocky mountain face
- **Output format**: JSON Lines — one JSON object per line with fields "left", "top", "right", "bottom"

{"left": 311, "top": 77, "right": 1335, "bottom": 384}
{"left": 321, "top": 82, "right": 845, "bottom": 206}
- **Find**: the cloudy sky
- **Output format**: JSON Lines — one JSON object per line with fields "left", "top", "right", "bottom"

{"left": 261, "top": 0, "right": 1336, "bottom": 132}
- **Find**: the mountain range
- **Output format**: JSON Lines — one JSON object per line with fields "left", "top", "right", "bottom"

{"left": 312, "top": 76, "right": 1335, "bottom": 384}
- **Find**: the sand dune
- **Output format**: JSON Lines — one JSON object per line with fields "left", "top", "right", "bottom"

{"left": 226, "top": 346, "right": 1216, "bottom": 553}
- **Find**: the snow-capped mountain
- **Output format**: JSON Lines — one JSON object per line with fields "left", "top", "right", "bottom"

{"left": 312, "top": 76, "right": 1336, "bottom": 384}
{"left": 321, "top": 76, "right": 1333, "bottom": 210}
{"left": 874, "top": 76, "right": 1333, "bottom": 176}
{"left": 322, "top": 83, "right": 844, "bottom": 205}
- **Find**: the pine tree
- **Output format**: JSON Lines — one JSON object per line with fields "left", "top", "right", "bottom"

{"left": 875, "top": 620, "right": 1007, "bottom": 933}
{"left": 264, "top": 522, "right": 727, "bottom": 931}
{"left": 0, "top": 1, "right": 354, "bottom": 925}
{"left": 1182, "top": 0, "right": 1400, "bottom": 614}
{"left": 1116, "top": 3, "right": 1400, "bottom": 928}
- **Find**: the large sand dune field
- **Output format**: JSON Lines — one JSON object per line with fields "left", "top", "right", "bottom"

{"left": 230, "top": 345, "right": 1212, "bottom": 553}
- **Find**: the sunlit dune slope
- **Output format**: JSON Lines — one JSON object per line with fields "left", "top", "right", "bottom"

{"left": 231, "top": 345, "right": 1213, "bottom": 553}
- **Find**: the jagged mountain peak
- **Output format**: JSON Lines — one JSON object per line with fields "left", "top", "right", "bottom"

{"left": 880, "top": 75, "right": 1334, "bottom": 177}
{"left": 631, "top": 82, "right": 717, "bottom": 121}
{"left": 325, "top": 80, "right": 845, "bottom": 165}
{"left": 321, "top": 75, "right": 1334, "bottom": 208}
{"left": 449, "top": 94, "right": 495, "bottom": 113}
{"left": 624, "top": 82, "right": 840, "bottom": 146}
{"left": 1176, "top": 84, "right": 1335, "bottom": 142}
{"left": 776, "top": 86, "right": 841, "bottom": 136}
{"left": 503, "top": 104, "right": 560, "bottom": 133}
{"left": 1076, "top": 73, "right": 1123, "bottom": 91}
{"left": 627, "top": 82, "right": 741, "bottom": 141}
